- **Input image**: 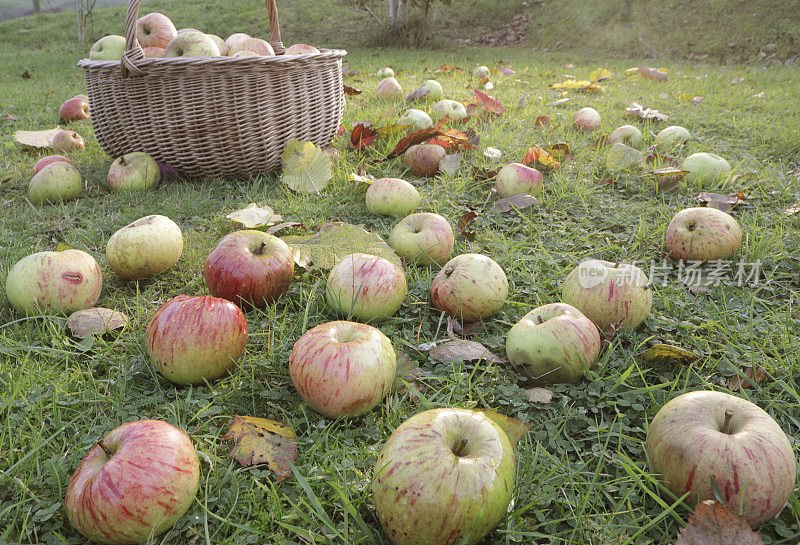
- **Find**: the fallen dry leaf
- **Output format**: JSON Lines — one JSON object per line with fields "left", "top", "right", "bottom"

{"left": 20, "top": 70, "right": 31, "bottom": 79}
{"left": 492, "top": 194, "right": 540, "bottom": 213}
{"left": 68, "top": 308, "right": 128, "bottom": 338}
{"left": 265, "top": 222, "right": 303, "bottom": 236}
{"left": 406, "top": 87, "right": 431, "bottom": 103}
{"left": 1, "top": 113, "right": 18, "bottom": 123}
{"left": 391, "top": 352, "right": 423, "bottom": 392}
{"left": 524, "top": 387, "right": 554, "bottom": 404}
{"left": 483, "top": 147, "right": 502, "bottom": 159}
{"left": 547, "top": 97, "right": 571, "bottom": 107}
{"left": 627, "top": 102, "right": 669, "bottom": 122}
{"left": 226, "top": 204, "right": 283, "bottom": 228}
{"left": 696, "top": 192, "right": 748, "bottom": 212}
{"left": 349, "top": 122, "right": 378, "bottom": 150}
{"left": 427, "top": 339, "right": 506, "bottom": 364}
{"left": 280, "top": 140, "right": 332, "bottom": 194}
{"left": 636, "top": 66, "right": 669, "bottom": 81}
{"left": 727, "top": 366, "right": 767, "bottom": 392}
{"left": 457, "top": 211, "right": 478, "bottom": 240}
{"left": 222, "top": 416, "right": 298, "bottom": 481}
{"left": 381, "top": 118, "right": 450, "bottom": 161}
{"left": 282, "top": 222, "right": 401, "bottom": 270}
{"left": 473, "top": 89, "right": 507, "bottom": 115}
{"left": 674, "top": 500, "right": 761, "bottom": 545}
{"left": 785, "top": 198, "right": 800, "bottom": 216}
{"left": 439, "top": 153, "right": 462, "bottom": 177}
{"left": 534, "top": 115, "right": 550, "bottom": 129}
{"left": 589, "top": 67, "right": 613, "bottom": 81}
{"left": 13, "top": 127, "right": 62, "bottom": 148}
{"left": 522, "top": 145, "right": 560, "bottom": 169}
{"left": 342, "top": 84, "right": 362, "bottom": 96}
{"left": 637, "top": 344, "right": 698, "bottom": 365}
{"left": 480, "top": 410, "right": 532, "bottom": 445}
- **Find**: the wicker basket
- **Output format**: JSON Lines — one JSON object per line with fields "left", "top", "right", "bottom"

{"left": 78, "top": 0, "right": 346, "bottom": 177}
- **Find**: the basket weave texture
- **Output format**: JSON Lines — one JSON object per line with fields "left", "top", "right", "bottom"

{"left": 78, "top": 0, "right": 346, "bottom": 177}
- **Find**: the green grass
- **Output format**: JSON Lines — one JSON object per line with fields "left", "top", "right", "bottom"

{"left": 1, "top": 1, "right": 800, "bottom": 544}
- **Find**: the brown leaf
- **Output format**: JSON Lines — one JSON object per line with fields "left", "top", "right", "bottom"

{"left": 696, "top": 192, "right": 748, "bottom": 212}
{"left": 674, "top": 500, "right": 761, "bottom": 545}
{"left": 20, "top": 70, "right": 31, "bottom": 79}
{"left": 457, "top": 210, "right": 478, "bottom": 240}
{"left": 650, "top": 167, "right": 689, "bottom": 194}
{"left": 516, "top": 94, "right": 527, "bottom": 110}
{"left": 427, "top": 339, "right": 506, "bottom": 364}
{"left": 637, "top": 66, "right": 669, "bottom": 81}
{"left": 627, "top": 102, "right": 669, "bottom": 122}
{"left": 391, "top": 351, "right": 423, "bottom": 392}
{"left": 427, "top": 129, "right": 478, "bottom": 152}
{"left": 473, "top": 89, "right": 507, "bottom": 115}
{"left": 637, "top": 344, "right": 699, "bottom": 364}
{"left": 480, "top": 410, "right": 532, "bottom": 445}
{"left": 492, "top": 194, "right": 540, "bottom": 213}
{"left": 524, "top": 387, "right": 554, "bottom": 404}
{"left": 546, "top": 97, "right": 570, "bottom": 107}
{"left": 405, "top": 87, "right": 431, "bottom": 103}
{"left": 68, "top": 308, "right": 128, "bottom": 338}
{"left": 349, "top": 122, "right": 378, "bottom": 150}
{"left": 727, "top": 366, "right": 767, "bottom": 392}
{"left": 343, "top": 84, "right": 362, "bottom": 96}
{"left": 446, "top": 315, "right": 481, "bottom": 338}
{"left": 545, "top": 142, "right": 570, "bottom": 161}
{"left": 222, "top": 416, "right": 298, "bottom": 481}
{"left": 534, "top": 115, "right": 550, "bottom": 128}
{"left": 435, "top": 64, "right": 464, "bottom": 74}
{"left": 1, "top": 113, "right": 18, "bottom": 123}
{"left": 265, "top": 222, "right": 303, "bottom": 236}
{"left": 381, "top": 118, "right": 449, "bottom": 161}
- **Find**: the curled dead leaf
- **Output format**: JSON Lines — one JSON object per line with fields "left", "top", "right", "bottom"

{"left": 13, "top": 127, "right": 63, "bottom": 148}
{"left": 492, "top": 194, "right": 540, "bottom": 213}
{"left": 524, "top": 387, "right": 554, "bottom": 404}
{"left": 265, "top": 222, "right": 303, "bottom": 236}
{"left": 226, "top": 204, "right": 282, "bottom": 228}
{"left": 627, "top": 102, "right": 669, "bottom": 122}
{"left": 534, "top": 115, "right": 550, "bottom": 128}
{"left": 696, "top": 192, "right": 748, "bottom": 212}
{"left": 727, "top": 366, "right": 767, "bottom": 392}
{"left": 637, "top": 344, "right": 698, "bottom": 364}
{"left": 222, "top": 416, "right": 298, "bottom": 481}
{"left": 457, "top": 211, "right": 478, "bottom": 240}
{"left": 674, "top": 500, "right": 761, "bottom": 545}
{"left": 68, "top": 308, "right": 128, "bottom": 338}
{"left": 427, "top": 339, "right": 506, "bottom": 364}
{"left": 342, "top": 85, "right": 362, "bottom": 96}
{"left": 636, "top": 66, "right": 669, "bottom": 81}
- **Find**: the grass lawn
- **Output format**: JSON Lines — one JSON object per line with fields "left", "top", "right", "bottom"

{"left": 1, "top": 1, "right": 799, "bottom": 544}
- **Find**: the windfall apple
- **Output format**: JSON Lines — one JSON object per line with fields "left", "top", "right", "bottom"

{"left": 51, "top": 130, "right": 85, "bottom": 153}
{"left": 402, "top": 144, "right": 445, "bottom": 176}
{"left": 388, "top": 212, "right": 454, "bottom": 266}
{"left": 665, "top": 207, "right": 742, "bottom": 261}
{"left": 106, "top": 214, "right": 183, "bottom": 280}
{"left": 28, "top": 161, "right": 82, "bottom": 204}
{"left": 573, "top": 107, "right": 601, "bottom": 131}
{"left": 430, "top": 253, "right": 508, "bottom": 322}
{"left": 494, "top": 162, "right": 543, "bottom": 197}
{"left": 326, "top": 253, "right": 407, "bottom": 322}
{"left": 59, "top": 96, "right": 90, "bottom": 121}
{"left": 365, "top": 178, "right": 421, "bottom": 216}
{"left": 107, "top": 152, "right": 160, "bottom": 192}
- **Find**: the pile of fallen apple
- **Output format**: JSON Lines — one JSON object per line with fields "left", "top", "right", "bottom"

{"left": 5, "top": 43, "right": 798, "bottom": 545}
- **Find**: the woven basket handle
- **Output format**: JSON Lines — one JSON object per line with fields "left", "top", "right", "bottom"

{"left": 121, "top": 0, "right": 285, "bottom": 77}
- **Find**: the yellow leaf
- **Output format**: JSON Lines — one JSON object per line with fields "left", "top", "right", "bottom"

{"left": 222, "top": 415, "right": 298, "bottom": 481}
{"left": 280, "top": 140, "right": 332, "bottom": 194}
{"left": 68, "top": 308, "right": 128, "bottom": 338}
{"left": 281, "top": 222, "right": 402, "bottom": 270}
{"left": 480, "top": 410, "right": 532, "bottom": 446}
{"left": 226, "top": 204, "right": 283, "bottom": 228}
{"left": 637, "top": 344, "right": 698, "bottom": 364}
{"left": 589, "top": 68, "right": 613, "bottom": 82}
{"left": 550, "top": 80, "right": 604, "bottom": 92}
{"left": 13, "top": 127, "right": 62, "bottom": 148}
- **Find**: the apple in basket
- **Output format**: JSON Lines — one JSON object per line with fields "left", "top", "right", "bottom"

{"left": 225, "top": 33, "right": 251, "bottom": 51}
{"left": 207, "top": 34, "right": 229, "bottom": 55}
{"left": 142, "top": 46, "right": 165, "bottom": 58}
{"left": 228, "top": 37, "right": 274, "bottom": 56}
{"left": 285, "top": 43, "right": 320, "bottom": 54}
{"left": 163, "top": 32, "right": 220, "bottom": 57}
{"left": 89, "top": 35, "right": 126, "bottom": 61}
{"left": 135, "top": 12, "right": 177, "bottom": 49}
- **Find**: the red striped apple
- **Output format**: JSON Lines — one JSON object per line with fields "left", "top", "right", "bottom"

{"left": 365, "top": 178, "right": 420, "bottom": 216}
{"left": 494, "top": 162, "right": 543, "bottom": 197}
{"left": 326, "top": 253, "right": 407, "bottom": 322}
{"left": 32, "top": 155, "right": 72, "bottom": 175}
{"left": 106, "top": 214, "right": 183, "bottom": 280}
{"left": 163, "top": 32, "right": 220, "bottom": 57}
{"left": 388, "top": 212, "right": 454, "bottom": 266}
{"left": 665, "top": 207, "right": 742, "bottom": 261}
{"left": 430, "top": 253, "right": 508, "bottom": 322}
{"left": 135, "top": 12, "right": 177, "bottom": 49}
{"left": 59, "top": 96, "right": 90, "bottom": 121}
{"left": 573, "top": 107, "right": 601, "bottom": 131}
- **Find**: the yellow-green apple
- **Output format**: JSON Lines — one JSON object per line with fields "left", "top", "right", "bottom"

{"left": 430, "top": 253, "right": 508, "bottom": 322}
{"left": 285, "top": 43, "right": 319, "bottom": 54}
{"left": 203, "top": 230, "right": 294, "bottom": 308}
{"left": 431, "top": 99, "right": 468, "bottom": 120}
{"left": 163, "top": 32, "right": 220, "bottom": 57}
{"left": 59, "top": 96, "right": 90, "bottom": 121}
{"left": 573, "top": 107, "right": 601, "bottom": 131}
{"left": 561, "top": 259, "right": 652, "bottom": 331}
{"left": 289, "top": 320, "right": 396, "bottom": 418}
{"left": 377, "top": 77, "right": 404, "bottom": 100}
{"left": 5, "top": 249, "right": 102, "bottom": 314}
{"left": 398, "top": 109, "right": 433, "bottom": 131}
{"left": 89, "top": 35, "right": 126, "bottom": 60}
{"left": 665, "top": 207, "right": 742, "bottom": 261}
{"left": 326, "top": 253, "right": 407, "bottom": 322}
{"left": 388, "top": 212, "right": 454, "bottom": 266}
{"left": 645, "top": 390, "right": 796, "bottom": 527}
{"left": 176, "top": 28, "right": 200, "bottom": 34}
{"left": 655, "top": 125, "right": 691, "bottom": 149}
{"left": 372, "top": 408, "right": 515, "bottom": 545}
{"left": 106, "top": 214, "right": 183, "bottom": 280}
{"left": 28, "top": 162, "right": 82, "bottom": 204}
{"left": 51, "top": 130, "right": 85, "bottom": 152}
{"left": 65, "top": 419, "right": 199, "bottom": 545}
{"left": 32, "top": 154, "right": 72, "bottom": 175}
{"left": 107, "top": 152, "right": 160, "bottom": 192}
{"left": 146, "top": 295, "right": 248, "bottom": 385}
{"left": 505, "top": 302, "right": 601, "bottom": 383}
{"left": 473, "top": 65, "right": 490, "bottom": 79}
{"left": 402, "top": 144, "right": 445, "bottom": 176}
{"left": 142, "top": 46, "right": 165, "bottom": 57}
{"left": 606, "top": 143, "right": 644, "bottom": 172}
{"left": 365, "top": 178, "right": 421, "bottom": 216}
{"left": 206, "top": 34, "right": 228, "bottom": 55}
{"left": 681, "top": 152, "right": 732, "bottom": 186}
{"left": 135, "top": 12, "right": 177, "bottom": 49}
{"left": 608, "top": 124, "right": 642, "bottom": 147}
{"left": 224, "top": 33, "right": 251, "bottom": 51}
{"left": 377, "top": 66, "right": 395, "bottom": 78}
{"left": 228, "top": 37, "right": 274, "bottom": 56}
{"left": 494, "top": 162, "right": 543, "bottom": 197}
{"left": 417, "top": 79, "right": 444, "bottom": 101}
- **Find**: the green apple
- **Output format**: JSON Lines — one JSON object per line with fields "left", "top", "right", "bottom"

{"left": 89, "top": 35, "right": 126, "bottom": 61}
{"left": 417, "top": 79, "right": 444, "bottom": 101}
{"left": 655, "top": 125, "right": 691, "bottom": 149}
{"left": 365, "top": 178, "right": 421, "bottom": 216}
{"left": 28, "top": 162, "right": 82, "bottom": 204}
{"left": 606, "top": 143, "right": 644, "bottom": 172}
{"left": 431, "top": 99, "right": 468, "bottom": 120}
{"left": 388, "top": 212, "right": 454, "bottom": 266}
{"left": 608, "top": 124, "right": 642, "bottom": 147}
{"left": 107, "top": 152, "right": 160, "bottom": 192}
{"left": 473, "top": 65, "right": 490, "bottom": 79}
{"left": 398, "top": 109, "right": 433, "bottom": 131}
{"left": 681, "top": 152, "right": 732, "bottom": 186}
{"left": 106, "top": 214, "right": 184, "bottom": 280}
{"left": 163, "top": 32, "right": 220, "bottom": 57}
{"left": 377, "top": 66, "right": 395, "bottom": 78}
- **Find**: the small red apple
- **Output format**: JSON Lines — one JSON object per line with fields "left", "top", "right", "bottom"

{"left": 59, "top": 96, "right": 90, "bottom": 121}
{"left": 32, "top": 154, "right": 72, "bottom": 176}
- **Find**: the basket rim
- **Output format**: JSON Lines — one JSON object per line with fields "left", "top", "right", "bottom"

{"left": 78, "top": 48, "right": 347, "bottom": 68}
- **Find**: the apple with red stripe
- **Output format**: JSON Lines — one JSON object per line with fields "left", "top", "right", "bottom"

{"left": 326, "top": 253, "right": 407, "bottom": 322}
{"left": 430, "top": 253, "right": 508, "bottom": 322}
{"left": 65, "top": 419, "right": 199, "bottom": 545}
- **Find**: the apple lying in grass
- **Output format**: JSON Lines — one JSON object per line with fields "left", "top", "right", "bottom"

{"left": 417, "top": 79, "right": 444, "bottom": 101}
{"left": 135, "top": 12, "right": 177, "bottom": 49}
{"left": 388, "top": 212, "right": 454, "bottom": 266}
{"left": 142, "top": 46, "right": 165, "bottom": 57}
{"left": 326, "top": 253, "right": 407, "bottom": 322}
{"left": 163, "top": 32, "right": 220, "bottom": 57}
{"left": 146, "top": 295, "right": 248, "bottom": 385}
{"left": 107, "top": 152, "right": 160, "bottom": 192}
{"left": 665, "top": 207, "right": 742, "bottom": 261}
{"left": 89, "top": 35, "right": 126, "bottom": 60}
{"left": 506, "top": 302, "right": 601, "bottom": 383}
{"left": 682, "top": 152, "right": 732, "bottom": 186}
{"left": 65, "top": 419, "right": 199, "bottom": 545}
{"left": 494, "top": 162, "right": 543, "bottom": 197}
{"left": 561, "top": 259, "right": 652, "bottom": 331}
{"left": 106, "top": 214, "right": 184, "bottom": 280}
{"left": 646, "top": 390, "right": 796, "bottom": 527}
{"left": 289, "top": 320, "right": 396, "bottom": 418}
{"left": 473, "top": 65, "right": 491, "bottom": 79}
{"left": 608, "top": 124, "right": 642, "bottom": 147}
{"left": 398, "top": 109, "right": 433, "bottom": 131}
{"left": 373, "top": 408, "right": 515, "bottom": 545}
{"left": 5, "top": 249, "right": 102, "bottom": 315}
{"left": 59, "top": 96, "right": 90, "bottom": 121}
{"left": 573, "top": 107, "right": 601, "bottom": 131}
{"left": 204, "top": 230, "right": 294, "bottom": 307}
{"left": 377, "top": 66, "right": 395, "bottom": 78}
{"left": 606, "top": 143, "right": 644, "bottom": 172}
{"left": 228, "top": 37, "right": 274, "bottom": 56}
{"left": 431, "top": 99, "right": 468, "bottom": 120}
{"left": 32, "top": 155, "right": 72, "bottom": 175}
{"left": 51, "top": 130, "right": 85, "bottom": 153}
{"left": 377, "top": 77, "right": 403, "bottom": 100}
{"left": 365, "top": 178, "right": 421, "bottom": 216}
{"left": 285, "top": 43, "right": 319, "bottom": 54}
{"left": 28, "top": 162, "right": 82, "bottom": 204}
{"left": 431, "top": 253, "right": 508, "bottom": 322}
{"left": 655, "top": 125, "right": 691, "bottom": 149}
{"left": 402, "top": 144, "right": 445, "bottom": 176}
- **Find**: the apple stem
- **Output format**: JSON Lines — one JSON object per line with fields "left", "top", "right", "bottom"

{"left": 722, "top": 409, "right": 734, "bottom": 435}
{"left": 453, "top": 437, "right": 468, "bottom": 456}
{"left": 613, "top": 261, "right": 620, "bottom": 268}
{"left": 252, "top": 241, "right": 267, "bottom": 255}
{"left": 444, "top": 266, "right": 454, "bottom": 276}
{"left": 97, "top": 440, "right": 114, "bottom": 458}
{"left": 537, "top": 315, "right": 544, "bottom": 324}
{"left": 119, "top": 155, "right": 127, "bottom": 166}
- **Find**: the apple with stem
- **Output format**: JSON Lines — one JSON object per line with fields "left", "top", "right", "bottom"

{"left": 373, "top": 407, "right": 515, "bottom": 545}
{"left": 59, "top": 96, "right": 90, "bottom": 121}
{"left": 365, "top": 178, "right": 421, "bottom": 216}
{"left": 28, "top": 162, "right": 82, "bottom": 204}
{"left": 388, "top": 212, "right": 454, "bottom": 266}
{"left": 494, "top": 162, "right": 543, "bottom": 197}
{"left": 289, "top": 320, "right": 396, "bottom": 418}
{"left": 430, "top": 253, "right": 508, "bottom": 322}
{"left": 106, "top": 215, "right": 183, "bottom": 280}
{"left": 135, "top": 12, "right": 177, "bottom": 49}
{"left": 107, "top": 152, "right": 160, "bottom": 192}
{"left": 65, "top": 419, "right": 199, "bottom": 545}
{"left": 146, "top": 295, "right": 248, "bottom": 385}
{"left": 204, "top": 230, "right": 294, "bottom": 308}
{"left": 607, "top": 124, "right": 642, "bottom": 147}
{"left": 326, "top": 253, "right": 407, "bottom": 322}
{"left": 646, "top": 390, "right": 796, "bottom": 527}
{"left": 506, "top": 302, "right": 601, "bottom": 383}
{"left": 51, "top": 130, "right": 85, "bottom": 153}
{"left": 665, "top": 207, "right": 743, "bottom": 261}
{"left": 89, "top": 35, "right": 126, "bottom": 60}
{"left": 5, "top": 249, "right": 102, "bottom": 315}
